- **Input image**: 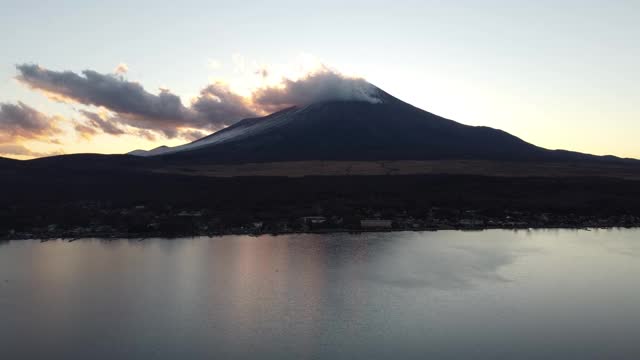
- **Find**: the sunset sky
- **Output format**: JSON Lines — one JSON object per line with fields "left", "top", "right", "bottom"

{"left": 1, "top": 0, "right": 638, "bottom": 160}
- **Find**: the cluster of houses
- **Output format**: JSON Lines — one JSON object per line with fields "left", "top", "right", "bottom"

{"left": 4, "top": 202, "right": 640, "bottom": 240}
{"left": 301, "top": 216, "right": 393, "bottom": 229}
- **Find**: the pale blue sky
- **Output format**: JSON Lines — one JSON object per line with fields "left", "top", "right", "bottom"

{"left": 1, "top": 0, "right": 638, "bottom": 158}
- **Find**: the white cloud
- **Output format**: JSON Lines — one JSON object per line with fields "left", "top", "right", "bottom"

{"left": 114, "top": 63, "right": 129, "bottom": 75}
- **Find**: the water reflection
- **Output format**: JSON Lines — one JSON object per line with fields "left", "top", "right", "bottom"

{"left": 358, "top": 232, "right": 524, "bottom": 289}
{"left": 1, "top": 230, "right": 640, "bottom": 359}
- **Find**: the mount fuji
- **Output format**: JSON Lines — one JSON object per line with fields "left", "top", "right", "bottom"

{"left": 129, "top": 86, "right": 628, "bottom": 165}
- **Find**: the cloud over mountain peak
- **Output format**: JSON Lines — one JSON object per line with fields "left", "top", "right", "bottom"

{"left": 253, "top": 68, "right": 381, "bottom": 112}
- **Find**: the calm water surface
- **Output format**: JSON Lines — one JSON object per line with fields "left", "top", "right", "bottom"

{"left": 1, "top": 229, "right": 640, "bottom": 359}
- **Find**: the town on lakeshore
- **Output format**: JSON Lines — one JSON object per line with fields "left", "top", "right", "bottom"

{"left": 4, "top": 202, "right": 639, "bottom": 241}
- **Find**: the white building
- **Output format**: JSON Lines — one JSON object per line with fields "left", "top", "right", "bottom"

{"left": 301, "top": 216, "right": 327, "bottom": 224}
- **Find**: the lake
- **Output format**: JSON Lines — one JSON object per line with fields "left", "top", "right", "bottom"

{"left": 1, "top": 229, "right": 639, "bottom": 359}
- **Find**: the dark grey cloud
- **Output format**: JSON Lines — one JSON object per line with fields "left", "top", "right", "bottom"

{"left": 15, "top": 64, "right": 380, "bottom": 141}
{"left": 0, "top": 101, "right": 60, "bottom": 142}
{"left": 73, "top": 110, "right": 162, "bottom": 141}
{"left": 134, "top": 129, "right": 158, "bottom": 141}
{"left": 191, "top": 83, "right": 257, "bottom": 127}
{"left": 16, "top": 64, "right": 187, "bottom": 120}
{"left": 16, "top": 64, "right": 258, "bottom": 138}
{"left": 16, "top": 64, "right": 192, "bottom": 137}
{"left": 73, "top": 122, "right": 99, "bottom": 139}
{"left": 79, "top": 110, "right": 126, "bottom": 136}
{"left": 252, "top": 69, "right": 381, "bottom": 112}
{"left": 0, "top": 102, "right": 63, "bottom": 159}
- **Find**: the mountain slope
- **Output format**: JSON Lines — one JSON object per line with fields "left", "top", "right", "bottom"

{"left": 144, "top": 88, "right": 627, "bottom": 164}
{"left": 0, "top": 156, "right": 19, "bottom": 165}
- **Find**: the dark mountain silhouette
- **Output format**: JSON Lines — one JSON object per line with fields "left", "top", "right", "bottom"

{"left": 0, "top": 156, "right": 18, "bottom": 165}
{"left": 126, "top": 87, "right": 635, "bottom": 165}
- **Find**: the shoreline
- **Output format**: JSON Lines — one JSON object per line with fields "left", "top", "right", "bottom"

{"left": 3, "top": 224, "right": 638, "bottom": 242}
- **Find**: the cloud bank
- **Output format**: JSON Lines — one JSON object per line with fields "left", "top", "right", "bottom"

{"left": 16, "top": 64, "right": 260, "bottom": 139}
{"left": 0, "top": 102, "right": 64, "bottom": 158}
{"left": 0, "top": 101, "right": 61, "bottom": 142}
{"left": 14, "top": 63, "right": 380, "bottom": 143}
{"left": 16, "top": 64, "right": 197, "bottom": 138}
{"left": 191, "top": 83, "right": 258, "bottom": 127}
{"left": 77, "top": 110, "right": 126, "bottom": 136}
